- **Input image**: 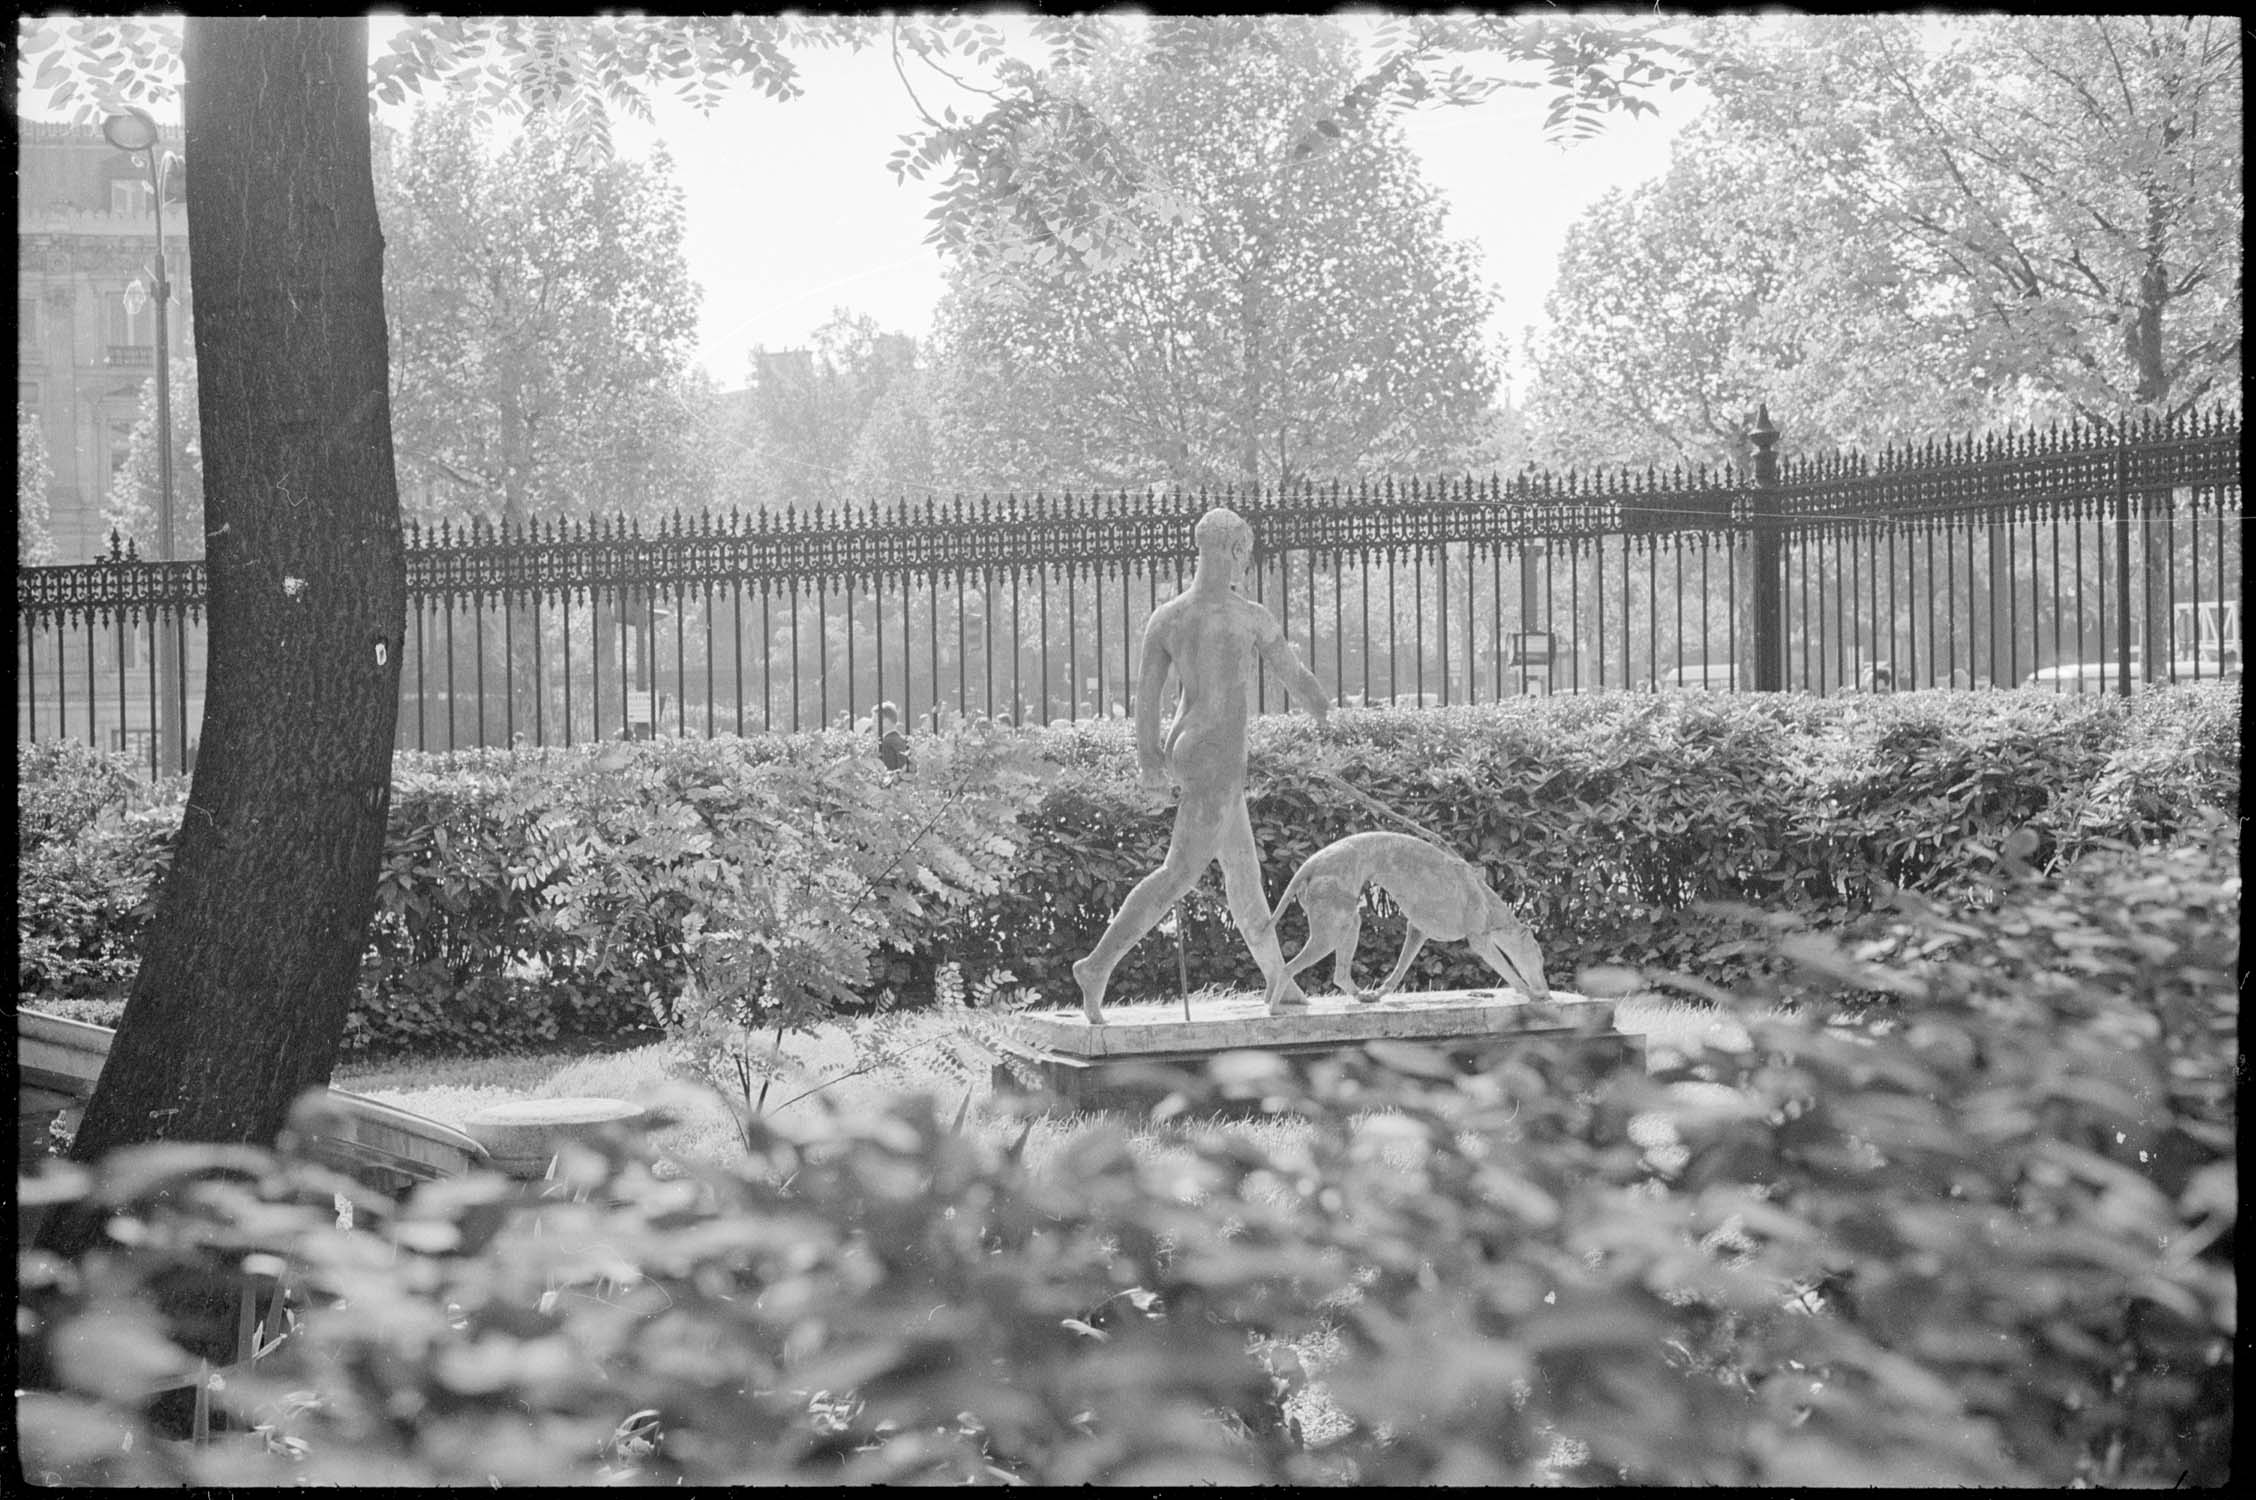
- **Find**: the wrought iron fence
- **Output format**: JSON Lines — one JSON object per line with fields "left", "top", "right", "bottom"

{"left": 18, "top": 405, "right": 2243, "bottom": 778}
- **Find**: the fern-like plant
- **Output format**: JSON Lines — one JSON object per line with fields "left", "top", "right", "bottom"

{"left": 658, "top": 726, "right": 1053, "bottom": 1138}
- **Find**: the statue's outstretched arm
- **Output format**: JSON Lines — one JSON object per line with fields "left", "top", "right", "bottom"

{"left": 1259, "top": 618, "right": 1330, "bottom": 723}
{"left": 1134, "top": 621, "right": 1174, "bottom": 782}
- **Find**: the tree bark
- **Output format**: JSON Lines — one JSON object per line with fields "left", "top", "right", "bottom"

{"left": 50, "top": 17, "right": 403, "bottom": 1199}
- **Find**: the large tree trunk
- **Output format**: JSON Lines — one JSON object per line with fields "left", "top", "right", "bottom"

{"left": 51, "top": 18, "right": 403, "bottom": 1192}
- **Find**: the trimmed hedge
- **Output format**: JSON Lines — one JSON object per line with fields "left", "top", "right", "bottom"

{"left": 16, "top": 818, "right": 2236, "bottom": 1484}
{"left": 16, "top": 739, "right": 175, "bottom": 1009}
{"left": 16, "top": 683, "right": 2240, "bottom": 1058}
{"left": 958, "top": 682, "right": 2240, "bottom": 1000}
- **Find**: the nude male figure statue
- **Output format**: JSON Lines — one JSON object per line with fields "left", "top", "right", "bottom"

{"left": 1072, "top": 507, "right": 1331, "bottom": 1024}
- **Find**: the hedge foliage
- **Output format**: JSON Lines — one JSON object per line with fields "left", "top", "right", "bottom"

{"left": 987, "top": 681, "right": 2240, "bottom": 1001}
{"left": 17, "top": 683, "right": 2239, "bottom": 1057}
{"left": 16, "top": 742, "right": 175, "bottom": 1009}
{"left": 15, "top": 816, "right": 2236, "bottom": 1484}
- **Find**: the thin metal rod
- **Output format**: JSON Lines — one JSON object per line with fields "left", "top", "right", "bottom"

{"left": 1175, "top": 900, "right": 1192, "bottom": 1021}
{"left": 474, "top": 595, "right": 487, "bottom": 746}
{"left": 532, "top": 587, "right": 545, "bottom": 747}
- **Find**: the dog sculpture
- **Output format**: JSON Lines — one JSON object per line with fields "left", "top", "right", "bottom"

{"left": 1265, "top": 831, "right": 1549, "bottom": 1007}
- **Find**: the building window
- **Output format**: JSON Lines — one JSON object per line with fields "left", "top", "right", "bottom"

{"left": 17, "top": 297, "right": 37, "bottom": 353}
{"left": 110, "top": 178, "right": 154, "bottom": 218}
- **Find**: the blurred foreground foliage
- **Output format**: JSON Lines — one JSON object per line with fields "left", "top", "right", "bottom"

{"left": 17, "top": 814, "right": 2235, "bottom": 1484}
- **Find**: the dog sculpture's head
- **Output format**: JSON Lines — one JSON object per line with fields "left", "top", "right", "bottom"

{"left": 1479, "top": 917, "right": 1550, "bottom": 1001}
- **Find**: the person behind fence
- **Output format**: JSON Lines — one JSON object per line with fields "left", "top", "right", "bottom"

{"left": 1072, "top": 506, "right": 1331, "bottom": 1024}
{"left": 875, "top": 701, "right": 910, "bottom": 770}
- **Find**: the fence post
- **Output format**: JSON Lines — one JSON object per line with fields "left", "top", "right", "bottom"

{"left": 1749, "top": 406, "right": 1785, "bottom": 692}
{"left": 2114, "top": 419, "right": 2133, "bottom": 699}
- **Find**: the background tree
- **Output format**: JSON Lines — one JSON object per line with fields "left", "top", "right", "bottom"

{"left": 845, "top": 357, "right": 942, "bottom": 504}
{"left": 931, "top": 16, "right": 1499, "bottom": 493}
{"left": 723, "top": 309, "right": 923, "bottom": 511}
{"left": 376, "top": 105, "right": 708, "bottom": 528}
{"left": 1722, "top": 12, "right": 2245, "bottom": 683}
{"left": 100, "top": 355, "right": 206, "bottom": 559}
{"left": 1524, "top": 107, "right": 2037, "bottom": 474}
{"left": 18, "top": 401, "right": 60, "bottom": 566}
{"left": 893, "top": 11, "right": 1694, "bottom": 292}
{"left": 1701, "top": 13, "right": 2240, "bottom": 421}
{"left": 1522, "top": 16, "right": 2241, "bottom": 686}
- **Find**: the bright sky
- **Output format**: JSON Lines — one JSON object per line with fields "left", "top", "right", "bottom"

{"left": 583, "top": 26, "right": 1697, "bottom": 395}
{"left": 29, "top": 14, "right": 1699, "bottom": 396}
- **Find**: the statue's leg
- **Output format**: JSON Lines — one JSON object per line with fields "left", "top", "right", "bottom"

{"left": 1277, "top": 887, "right": 1340, "bottom": 991}
{"left": 1216, "top": 797, "right": 1306, "bottom": 1012}
{"left": 1073, "top": 806, "right": 1216, "bottom": 1023}
{"left": 1333, "top": 900, "right": 1368, "bottom": 1000}
{"left": 1374, "top": 923, "right": 1427, "bottom": 997}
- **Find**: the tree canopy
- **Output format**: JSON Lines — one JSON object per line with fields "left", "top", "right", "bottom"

{"left": 18, "top": 402, "right": 59, "bottom": 566}
{"left": 1524, "top": 14, "right": 2241, "bottom": 468}
{"left": 1524, "top": 108, "right": 2031, "bottom": 472}
{"left": 723, "top": 309, "right": 925, "bottom": 512}
{"left": 375, "top": 107, "right": 708, "bottom": 527}
{"left": 1703, "top": 14, "right": 2240, "bottom": 421}
{"left": 21, "top": 11, "right": 1694, "bottom": 296}
{"left": 101, "top": 355, "right": 205, "bottom": 557}
{"left": 931, "top": 16, "right": 1501, "bottom": 492}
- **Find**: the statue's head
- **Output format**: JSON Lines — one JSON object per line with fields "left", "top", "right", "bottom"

{"left": 1478, "top": 912, "right": 1551, "bottom": 1001}
{"left": 1192, "top": 507, "right": 1254, "bottom": 580}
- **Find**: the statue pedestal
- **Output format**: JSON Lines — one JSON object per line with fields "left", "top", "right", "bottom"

{"left": 464, "top": 1097, "right": 650, "bottom": 1179}
{"left": 993, "top": 989, "right": 1642, "bottom": 1114}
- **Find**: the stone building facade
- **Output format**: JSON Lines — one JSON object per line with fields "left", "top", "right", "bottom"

{"left": 17, "top": 117, "right": 204, "bottom": 769}
{"left": 17, "top": 116, "right": 193, "bottom": 565}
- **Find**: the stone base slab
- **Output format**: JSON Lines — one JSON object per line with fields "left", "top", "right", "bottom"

{"left": 463, "top": 1097, "right": 649, "bottom": 1179}
{"left": 995, "top": 988, "right": 1643, "bottom": 1114}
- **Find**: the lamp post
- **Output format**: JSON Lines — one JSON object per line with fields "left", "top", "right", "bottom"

{"left": 103, "top": 105, "right": 184, "bottom": 772}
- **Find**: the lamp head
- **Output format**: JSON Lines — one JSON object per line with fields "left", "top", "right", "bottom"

{"left": 101, "top": 106, "right": 161, "bottom": 154}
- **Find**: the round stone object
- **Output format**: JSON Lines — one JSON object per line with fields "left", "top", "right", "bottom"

{"left": 464, "top": 1096, "right": 649, "bottom": 1179}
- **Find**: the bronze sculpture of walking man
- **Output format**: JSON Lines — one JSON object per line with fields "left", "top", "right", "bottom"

{"left": 1073, "top": 507, "right": 1331, "bottom": 1024}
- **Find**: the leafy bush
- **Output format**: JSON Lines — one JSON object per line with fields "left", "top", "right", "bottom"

{"left": 1660, "top": 811, "right": 2239, "bottom": 1486}
{"left": 17, "top": 740, "right": 139, "bottom": 851}
{"left": 17, "top": 742, "right": 177, "bottom": 1002}
{"left": 952, "top": 681, "right": 2240, "bottom": 1002}
{"left": 345, "top": 728, "right": 1049, "bottom": 1058}
{"left": 16, "top": 814, "right": 2233, "bottom": 1484}
{"left": 16, "top": 812, "right": 176, "bottom": 1003}
{"left": 18, "top": 996, "right": 129, "bottom": 1029}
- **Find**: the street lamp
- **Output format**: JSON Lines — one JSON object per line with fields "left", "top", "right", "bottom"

{"left": 102, "top": 106, "right": 179, "bottom": 563}
{"left": 104, "top": 105, "right": 185, "bottom": 771}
